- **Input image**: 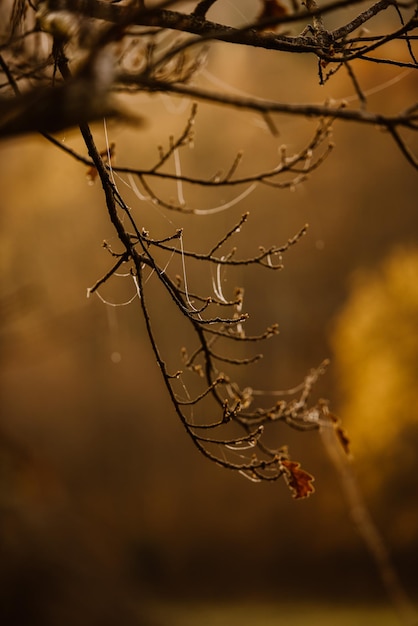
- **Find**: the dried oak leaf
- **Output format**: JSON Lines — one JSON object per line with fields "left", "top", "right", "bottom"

{"left": 328, "top": 411, "right": 351, "bottom": 456}
{"left": 281, "top": 459, "right": 315, "bottom": 499}
{"left": 256, "top": 0, "right": 288, "bottom": 31}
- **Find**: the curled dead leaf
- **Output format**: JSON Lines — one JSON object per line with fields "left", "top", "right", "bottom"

{"left": 328, "top": 411, "right": 351, "bottom": 456}
{"left": 281, "top": 458, "right": 315, "bottom": 499}
{"left": 256, "top": 0, "right": 289, "bottom": 31}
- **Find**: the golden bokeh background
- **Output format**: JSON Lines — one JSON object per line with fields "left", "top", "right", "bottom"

{"left": 1, "top": 2, "right": 418, "bottom": 624}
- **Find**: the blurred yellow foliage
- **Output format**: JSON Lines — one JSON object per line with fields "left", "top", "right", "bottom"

{"left": 332, "top": 247, "right": 418, "bottom": 465}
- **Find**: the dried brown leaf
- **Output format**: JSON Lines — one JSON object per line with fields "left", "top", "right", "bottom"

{"left": 329, "top": 412, "right": 351, "bottom": 456}
{"left": 256, "top": 0, "right": 288, "bottom": 31}
{"left": 281, "top": 458, "right": 315, "bottom": 499}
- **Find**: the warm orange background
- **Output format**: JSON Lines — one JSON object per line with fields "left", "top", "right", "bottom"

{"left": 1, "top": 2, "right": 418, "bottom": 624}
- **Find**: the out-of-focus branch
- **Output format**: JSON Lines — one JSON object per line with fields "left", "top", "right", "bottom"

{"left": 118, "top": 75, "right": 418, "bottom": 167}
{"left": 121, "top": 74, "right": 418, "bottom": 128}
{"left": 0, "top": 47, "right": 139, "bottom": 137}
{"left": 319, "top": 406, "right": 418, "bottom": 626}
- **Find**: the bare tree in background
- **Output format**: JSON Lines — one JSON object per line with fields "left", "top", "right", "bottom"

{"left": 0, "top": 0, "right": 417, "bottom": 501}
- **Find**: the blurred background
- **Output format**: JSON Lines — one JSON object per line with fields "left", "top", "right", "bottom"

{"left": 1, "top": 1, "right": 418, "bottom": 624}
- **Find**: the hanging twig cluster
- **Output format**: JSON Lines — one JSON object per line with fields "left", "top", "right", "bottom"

{"left": 80, "top": 104, "right": 330, "bottom": 498}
